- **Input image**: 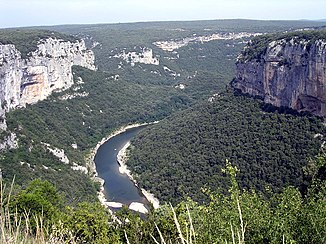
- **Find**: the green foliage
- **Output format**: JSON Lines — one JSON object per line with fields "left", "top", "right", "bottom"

{"left": 2, "top": 158, "right": 325, "bottom": 243}
{"left": 111, "top": 159, "right": 326, "bottom": 243}
{"left": 194, "top": 162, "right": 271, "bottom": 243}
{"left": 2, "top": 65, "right": 195, "bottom": 204}
{"left": 44, "top": 20, "right": 326, "bottom": 88}
{"left": 49, "top": 19, "right": 326, "bottom": 46}
{"left": 62, "top": 202, "right": 111, "bottom": 243}
{"left": 0, "top": 29, "right": 77, "bottom": 59}
{"left": 153, "top": 159, "right": 325, "bottom": 243}
{"left": 9, "top": 179, "right": 62, "bottom": 232}
{"left": 127, "top": 93, "right": 325, "bottom": 204}
{"left": 195, "top": 160, "right": 325, "bottom": 243}
{"left": 301, "top": 180, "right": 326, "bottom": 243}
{"left": 0, "top": 142, "right": 99, "bottom": 205}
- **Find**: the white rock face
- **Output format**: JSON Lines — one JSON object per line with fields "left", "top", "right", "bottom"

{"left": 163, "top": 66, "right": 180, "bottom": 77}
{"left": 154, "top": 32, "right": 262, "bottom": 51}
{"left": 175, "top": 84, "right": 185, "bottom": 90}
{"left": 0, "top": 132, "right": 18, "bottom": 151}
{"left": 114, "top": 48, "right": 159, "bottom": 66}
{"left": 71, "top": 162, "right": 88, "bottom": 174}
{"left": 208, "top": 93, "right": 221, "bottom": 103}
{"left": 59, "top": 91, "right": 89, "bottom": 101}
{"left": 42, "top": 142, "right": 70, "bottom": 164}
{"left": 0, "top": 38, "right": 96, "bottom": 129}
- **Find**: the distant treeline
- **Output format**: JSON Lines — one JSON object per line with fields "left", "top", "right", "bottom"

{"left": 0, "top": 29, "right": 77, "bottom": 58}
{"left": 239, "top": 29, "right": 326, "bottom": 61}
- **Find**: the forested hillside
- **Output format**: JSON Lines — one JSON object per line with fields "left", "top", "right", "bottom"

{"left": 127, "top": 92, "right": 325, "bottom": 204}
{"left": 2, "top": 66, "right": 193, "bottom": 204}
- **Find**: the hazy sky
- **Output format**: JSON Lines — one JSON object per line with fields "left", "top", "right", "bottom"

{"left": 1, "top": 0, "right": 325, "bottom": 28}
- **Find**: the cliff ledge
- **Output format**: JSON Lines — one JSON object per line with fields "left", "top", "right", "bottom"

{"left": 0, "top": 33, "right": 96, "bottom": 130}
{"left": 232, "top": 30, "right": 326, "bottom": 120}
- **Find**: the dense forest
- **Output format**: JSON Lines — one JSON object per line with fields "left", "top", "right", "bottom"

{"left": 127, "top": 92, "right": 325, "bottom": 204}
{"left": 0, "top": 20, "right": 325, "bottom": 243}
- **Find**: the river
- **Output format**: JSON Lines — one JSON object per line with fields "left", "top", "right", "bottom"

{"left": 94, "top": 125, "right": 149, "bottom": 211}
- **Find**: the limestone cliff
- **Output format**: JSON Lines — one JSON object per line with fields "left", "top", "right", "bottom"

{"left": 114, "top": 47, "right": 159, "bottom": 66}
{"left": 232, "top": 31, "right": 326, "bottom": 119}
{"left": 0, "top": 37, "right": 96, "bottom": 129}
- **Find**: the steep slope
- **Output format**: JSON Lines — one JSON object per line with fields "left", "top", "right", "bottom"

{"left": 127, "top": 93, "right": 325, "bottom": 204}
{"left": 0, "top": 30, "right": 96, "bottom": 130}
{"left": 232, "top": 30, "right": 326, "bottom": 119}
{"left": 2, "top": 66, "right": 194, "bottom": 204}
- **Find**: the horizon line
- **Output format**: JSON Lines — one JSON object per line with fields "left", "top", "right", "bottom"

{"left": 1, "top": 18, "right": 326, "bottom": 30}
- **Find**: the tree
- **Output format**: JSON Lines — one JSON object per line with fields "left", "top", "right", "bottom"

{"left": 10, "top": 179, "right": 62, "bottom": 231}
{"left": 62, "top": 202, "right": 112, "bottom": 243}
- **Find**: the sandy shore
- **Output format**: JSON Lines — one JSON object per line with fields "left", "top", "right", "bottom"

{"left": 141, "top": 189, "right": 160, "bottom": 209}
{"left": 117, "top": 141, "right": 160, "bottom": 209}
{"left": 129, "top": 202, "right": 148, "bottom": 214}
{"left": 86, "top": 121, "right": 159, "bottom": 210}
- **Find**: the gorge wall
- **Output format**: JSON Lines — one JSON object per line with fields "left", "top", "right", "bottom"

{"left": 0, "top": 37, "right": 96, "bottom": 130}
{"left": 232, "top": 32, "right": 326, "bottom": 120}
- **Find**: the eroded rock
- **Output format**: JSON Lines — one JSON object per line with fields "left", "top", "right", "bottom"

{"left": 233, "top": 35, "right": 326, "bottom": 119}
{"left": 0, "top": 38, "right": 96, "bottom": 129}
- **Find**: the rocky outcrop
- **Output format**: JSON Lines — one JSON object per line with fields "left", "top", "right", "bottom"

{"left": 154, "top": 32, "right": 262, "bottom": 52}
{"left": 114, "top": 47, "right": 159, "bottom": 66}
{"left": 232, "top": 34, "right": 326, "bottom": 119}
{"left": 0, "top": 38, "right": 96, "bottom": 129}
{"left": 0, "top": 132, "right": 18, "bottom": 151}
